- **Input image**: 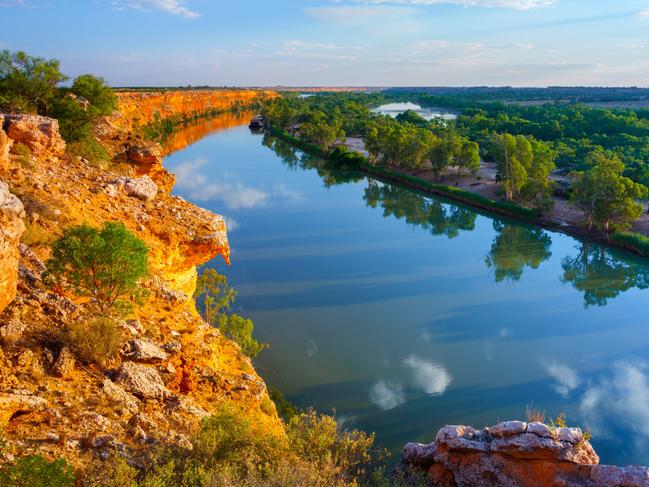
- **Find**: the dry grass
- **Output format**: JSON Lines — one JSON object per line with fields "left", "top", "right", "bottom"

{"left": 64, "top": 317, "right": 120, "bottom": 367}
{"left": 525, "top": 403, "right": 546, "bottom": 423}
{"left": 20, "top": 222, "right": 57, "bottom": 247}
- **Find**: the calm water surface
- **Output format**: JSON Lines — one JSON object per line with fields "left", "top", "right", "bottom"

{"left": 165, "top": 115, "right": 649, "bottom": 466}
{"left": 373, "top": 102, "right": 457, "bottom": 121}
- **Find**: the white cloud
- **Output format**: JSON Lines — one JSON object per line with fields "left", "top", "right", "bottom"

{"left": 112, "top": 0, "right": 199, "bottom": 18}
{"left": 403, "top": 355, "right": 451, "bottom": 395}
{"left": 580, "top": 362, "right": 649, "bottom": 443}
{"left": 638, "top": 9, "right": 649, "bottom": 19}
{"left": 353, "top": 0, "right": 556, "bottom": 9}
{"left": 304, "top": 5, "right": 415, "bottom": 24}
{"left": 543, "top": 360, "right": 580, "bottom": 397}
{"left": 369, "top": 380, "right": 405, "bottom": 410}
{"left": 222, "top": 216, "right": 239, "bottom": 232}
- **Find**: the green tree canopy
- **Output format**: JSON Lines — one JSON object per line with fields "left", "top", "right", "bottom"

{"left": 46, "top": 222, "right": 148, "bottom": 314}
{"left": 570, "top": 151, "right": 648, "bottom": 231}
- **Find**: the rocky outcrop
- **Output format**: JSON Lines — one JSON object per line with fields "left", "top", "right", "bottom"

{"left": 114, "top": 362, "right": 170, "bottom": 400}
{"left": 0, "top": 115, "right": 13, "bottom": 172}
{"left": 107, "top": 175, "right": 159, "bottom": 201}
{"left": 0, "top": 180, "right": 25, "bottom": 315}
{"left": 2, "top": 114, "right": 65, "bottom": 157}
{"left": 402, "top": 421, "right": 649, "bottom": 487}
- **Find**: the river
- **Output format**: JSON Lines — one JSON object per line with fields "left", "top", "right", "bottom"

{"left": 164, "top": 113, "right": 649, "bottom": 466}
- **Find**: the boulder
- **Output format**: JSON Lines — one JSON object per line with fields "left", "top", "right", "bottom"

{"left": 122, "top": 339, "right": 168, "bottom": 363}
{"left": 0, "top": 319, "right": 26, "bottom": 345}
{"left": 0, "top": 115, "right": 13, "bottom": 172}
{"left": 102, "top": 378, "right": 139, "bottom": 414}
{"left": 0, "top": 392, "right": 46, "bottom": 426}
{"left": 0, "top": 180, "right": 25, "bottom": 314}
{"left": 126, "top": 143, "right": 162, "bottom": 165}
{"left": 2, "top": 114, "right": 65, "bottom": 157}
{"left": 110, "top": 176, "right": 158, "bottom": 201}
{"left": 52, "top": 347, "right": 75, "bottom": 378}
{"left": 114, "top": 361, "right": 170, "bottom": 400}
{"left": 398, "top": 420, "right": 649, "bottom": 487}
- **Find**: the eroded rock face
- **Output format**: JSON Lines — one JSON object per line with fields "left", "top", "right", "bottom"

{"left": 0, "top": 115, "right": 13, "bottom": 172}
{"left": 0, "top": 180, "right": 25, "bottom": 314}
{"left": 402, "top": 421, "right": 649, "bottom": 487}
{"left": 2, "top": 114, "right": 65, "bottom": 157}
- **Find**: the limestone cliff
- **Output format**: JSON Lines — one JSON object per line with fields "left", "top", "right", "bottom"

{"left": 402, "top": 421, "right": 649, "bottom": 486}
{"left": 0, "top": 101, "right": 281, "bottom": 470}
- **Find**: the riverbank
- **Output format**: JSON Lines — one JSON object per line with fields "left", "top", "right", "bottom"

{"left": 270, "top": 127, "right": 649, "bottom": 258}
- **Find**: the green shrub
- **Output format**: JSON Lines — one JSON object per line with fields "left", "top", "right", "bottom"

{"left": 610, "top": 231, "right": 649, "bottom": 256}
{"left": 66, "top": 138, "right": 110, "bottom": 166}
{"left": 196, "top": 269, "right": 267, "bottom": 358}
{"left": 83, "top": 454, "right": 137, "bottom": 487}
{"left": 46, "top": 222, "right": 148, "bottom": 314}
{"left": 268, "top": 387, "right": 298, "bottom": 421}
{"left": 10, "top": 142, "right": 31, "bottom": 157}
{"left": 222, "top": 314, "right": 268, "bottom": 359}
{"left": 0, "top": 455, "right": 75, "bottom": 487}
{"left": 65, "top": 316, "right": 120, "bottom": 367}
{"left": 20, "top": 222, "right": 56, "bottom": 247}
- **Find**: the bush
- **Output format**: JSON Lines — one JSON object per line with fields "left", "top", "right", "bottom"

{"left": 66, "top": 138, "right": 110, "bottom": 166}
{"left": 0, "top": 455, "right": 75, "bottom": 487}
{"left": 196, "top": 269, "right": 267, "bottom": 358}
{"left": 10, "top": 142, "right": 31, "bottom": 157}
{"left": 610, "top": 231, "right": 649, "bottom": 256}
{"left": 65, "top": 316, "right": 120, "bottom": 367}
{"left": 222, "top": 314, "right": 268, "bottom": 359}
{"left": 46, "top": 222, "right": 148, "bottom": 314}
{"left": 20, "top": 222, "right": 56, "bottom": 247}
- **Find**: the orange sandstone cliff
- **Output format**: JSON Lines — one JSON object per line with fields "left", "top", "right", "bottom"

{"left": 0, "top": 92, "right": 282, "bottom": 471}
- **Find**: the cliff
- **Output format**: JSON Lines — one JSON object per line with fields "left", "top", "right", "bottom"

{"left": 402, "top": 421, "right": 649, "bottom": 486}
{"left": 0, "top": 97, "right": 282, "bottom": 471}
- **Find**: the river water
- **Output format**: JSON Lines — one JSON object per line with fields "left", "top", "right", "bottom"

{"left": 164, "top": 113, "right": 649, "bottom": 466}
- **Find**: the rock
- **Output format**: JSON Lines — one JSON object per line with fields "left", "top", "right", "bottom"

{"left": 110, "top": 176, "right": 158, "bottom": 201}
{"left": 114, "top": 361, "right": 170, "bottom": 400}
{"left": 527, "top": 421, "right": 552, "bottom": 438}
{"left": 126, "top": 143, "right": 162, "bottom": 165}
{"left": 122, "top": 339, "right": 168, "bottom": 363}
{"left": 0, "top": 180, "right": 25, "bottom": 314}
{"left": 102, "top": 378, "right": 139, "bottom": 414}
{"left": 0, "top": 115, "right": 13, "bottom": 172}
{"left": 163, "top": 341, "right": 181, "bottom": 355}
{"left": 402, "top": 420, "right": 614, "bottom": 487}
{"left": 0, "top": 392, "right": 47, "bottom": 426}
{"left": 3, "top": 114, "right": 66, "bottom": 157}
{"left": 489, "top": 420, "right": 527, "bottom": 438}
{"left": 0, "top": 319, "right": 26, "bottom": 345}
{"left": 52, "top": 347, "right": 75, "bottom": 378}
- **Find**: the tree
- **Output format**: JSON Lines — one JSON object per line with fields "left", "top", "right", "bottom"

{"left": 52, "top": 74, "right": 117, "bottom": 141}
{"left": 570, "top": 151, "right": 648, "bottom": 231}
{"left": 491, "top": 133, "right": 531, "bottom": 201}
{"left": 458, "top": 140, "right": 480, "bottom": 176}
{"left": 0, "top": 50, "right": 67, "bottom": 114}
{"left": 196, "top": 268, "right": 267, "bottom": 358}
{"left": 46, "top": 222, "right": 148, "bottom": 314}
{"left": 520, "top": 138, "right": 557, "bottom": 209}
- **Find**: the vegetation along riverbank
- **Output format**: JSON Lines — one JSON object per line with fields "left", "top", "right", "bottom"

{"left": 262, "top": 92, "right": 649, "bottom": 258}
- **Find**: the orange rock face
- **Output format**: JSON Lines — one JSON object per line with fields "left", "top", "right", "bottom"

{"left": 3, "top": 114, "right": 66, "bottom": 157}
{"left": 0, "top": 179, "right": 25, "bottom": 315}
{"left": 113, "top": 89, "right": 278, "bottom": 131}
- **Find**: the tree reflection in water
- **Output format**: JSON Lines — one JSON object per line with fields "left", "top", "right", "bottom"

{"left": 485, "top": 222, "right": 552, "bottom": 282}
{"left": 262, "top": 131, "right": 649, "bottom": 306}
{"left": 562, "top": 243, "right": 649, "bottom": 307}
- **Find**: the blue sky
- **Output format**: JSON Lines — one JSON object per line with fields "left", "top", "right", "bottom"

{"left": 1, "top": 0, "right": 649, "bottom": 86}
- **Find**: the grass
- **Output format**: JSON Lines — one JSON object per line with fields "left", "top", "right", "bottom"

{"left": 20, "top": 222, "right": 56, "bottom": 247}
{"left": 64, "top": 316, "right": 120, "bottom": 367}
{"left": 610, "top": 231, "right": 649, "bottom": 256}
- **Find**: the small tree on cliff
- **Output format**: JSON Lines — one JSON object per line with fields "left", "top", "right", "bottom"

{"left": 46, "top": 222, "right": 148, "bottom": 314}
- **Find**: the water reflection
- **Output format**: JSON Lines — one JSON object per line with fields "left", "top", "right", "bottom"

{"left": 364, "top": 181, "right": 476, "bottom": 239}
{"left": 561, "top": 243, "right": 649, "bottom": 307}
{"left": 485, "top": 222, "right": 552, "bottom": 282}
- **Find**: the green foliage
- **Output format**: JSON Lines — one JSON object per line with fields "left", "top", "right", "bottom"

{"left": 84, "top": 455, "right": 138, "bottom": 487}
{"left": 0, "top": 455, "right": 75, "bottom": 487}
{"left": 11, "top": 142, "right": 31, "bottom": 157}
{"left": 66, "top": 137, "right": 110, "bottom": 166}
{"left": 196, "top": 268, "right": 267, "bottom": 358}
{"left": 610, "top": 231, "right": 649, "bottom": 256}
{"left": 222, "top": 313, "right": 268, "bottom": 358}
{"left": 65, "top": 316, "right": 120, "bottom": 366}
{"left": 268, "top": 387, "right": 298, "bottom": 421}
{"left": 0, "top": 50, "right": 67, "bottom": 114}
{"left": 570, "top": 152, "right": 648, "bottom": 231}
{"left": 96, "top": 403, "right": 389, "bottom": 486}
{"left": 46, "top": 222, "right": 148, "bottom": 314}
